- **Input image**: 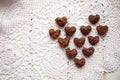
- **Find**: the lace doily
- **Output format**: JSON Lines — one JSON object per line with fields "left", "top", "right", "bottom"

{"left": 0, "top": 0, "right": 120, "bottom": 80}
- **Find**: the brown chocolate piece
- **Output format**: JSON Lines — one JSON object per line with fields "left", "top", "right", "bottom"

{"left": 80, "top": 25, "right": 92, "bottom": 36}
{"left": 58, "top": 37, "right": 70, "bottom": 48}
{"left": 49, "top": 29, "right": 61, "bottom": 39}
{"left": 82, "top": 47, "right": 95, "bottom": 57}
{"left": 66, "top": 48, "right": 77, "bottom": 59}
{"left": 74, "top": 58, "right": 85, "bottom": 67}
{"left": 88, "top": 14, "right": 100, "bottom": 24}
{"left": 65, "top": 26, "right": 76, "bottom": 36}
{"left": 96, "top": 25, "right": 108, "bottom": 36}
{"left": 74, "top": 37, "right": 85, "bottom": 48}
{"left": 88, "top": 36, "right": 99, "bottom": 45}
{"left": 55, "top": 17, "right": 67, "bottom": 27}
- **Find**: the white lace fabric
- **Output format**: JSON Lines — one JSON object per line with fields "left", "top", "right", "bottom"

{"left": 0, "top": 0, "right": 120, "bottom": 80}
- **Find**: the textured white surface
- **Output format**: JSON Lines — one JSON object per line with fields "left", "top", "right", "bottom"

{"left": 0, "top": 0, "right": 120, "bottom": 80}
{"left": 105, "top": 67, "right": 120, "bottom": 80}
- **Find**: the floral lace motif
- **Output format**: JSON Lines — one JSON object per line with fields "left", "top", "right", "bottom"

{"left": 0, "top": 0, "right": 120, "bottom": 80}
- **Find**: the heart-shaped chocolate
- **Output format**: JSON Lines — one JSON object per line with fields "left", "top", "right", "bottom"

{"left": 88, "top": 36, "right": 99, "bottom": 45}
{"left": 58, "top": 37, "right": 70, "bottom": 48}
{"left": 55, "top": 16, "right": 67, "bottom": 27}
{"left": 65, "top": 26, "right": 76, "bottom": 36}
{"left": 74, "top": 37, "right": 85, "bottom": 48}
{"left": 88, "top": 14, "right": 100, "bottom": 24}
{"left": 66, "top": 48, "right": 77, "bottom": 59}
{"left": 82, "top": 47, "right": 95, "bottom": 57}
{"left": 49, "top": 29, "right": 61, "bottom": 39}
{"left": 96, "top": 25, "right": 108, "bottom": 36}
{"left": 74, "top": 58, "right": 85, "bottom": 67}
{"left": 80, "top": 25, "right": 92, "bottom": 36}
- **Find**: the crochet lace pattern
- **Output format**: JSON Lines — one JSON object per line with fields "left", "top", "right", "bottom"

{"left": 0, "top": 0, "right": 120, "bottom": 80}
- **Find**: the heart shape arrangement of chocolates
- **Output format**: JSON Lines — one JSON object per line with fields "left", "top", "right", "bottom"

{"left": 49, "top": 14, "right": 108, "bottom": 68}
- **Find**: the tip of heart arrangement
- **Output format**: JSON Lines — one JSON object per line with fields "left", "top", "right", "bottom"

{"left": 49, "top": 14, "right": 108, "bottom": 68}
